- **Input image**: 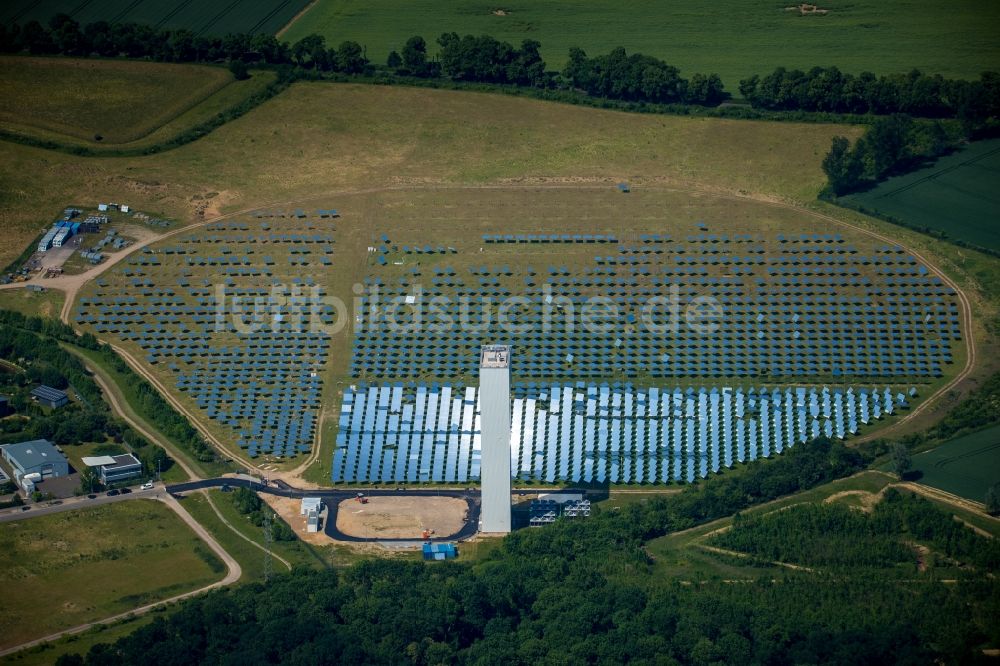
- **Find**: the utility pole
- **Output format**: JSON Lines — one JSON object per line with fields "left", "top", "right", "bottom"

{"left": 262, "top": 509, "right": 273, "bottom": 583}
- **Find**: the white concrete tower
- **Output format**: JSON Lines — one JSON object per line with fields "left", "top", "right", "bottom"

{"left": 479, "top": 344, "right": 512, "bottom": 533}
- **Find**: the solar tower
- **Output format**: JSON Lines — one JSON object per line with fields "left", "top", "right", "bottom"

{"left": 479, "top": 345, "right": 512, "bottom": 533}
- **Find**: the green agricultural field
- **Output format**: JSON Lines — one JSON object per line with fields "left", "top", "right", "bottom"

{"left": 283, "top": 0, "right": 1000, "bottom": 90}
{"left": 840, "top": 139, "right": 1000, "bottom": 253}
{"left": 910, "top": 424, "right": 1000, "bottom": 503}
{"left": 0, "top": 500, "right": 225, "bottom": 651}
{"left": 0, "top": 57, "right": 234, "bottom": 145}
{"left": 2, "top": 0, "right": 311, "bottom": 36}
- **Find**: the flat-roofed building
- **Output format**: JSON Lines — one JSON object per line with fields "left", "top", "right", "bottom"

{"left": 83, "top": 453, "right": 143, "bottom": 485}
{"left": 1, "top": 439, "right": 69, "bottom": 489}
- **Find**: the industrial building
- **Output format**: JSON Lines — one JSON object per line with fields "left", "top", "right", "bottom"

{"left": 83, "top": 454, "right": 143, "bottom": 485}
{"left": 300, "top": 497, "right": 323, "bottom": 532}
{"left": 479, "top": 345, "right": 512, "bottom": 533}
{"left": 0, "top": 439, "right": 69, "bottom": 490}
{"left": 31, "top": 385, "right": 68, "bottom": 408}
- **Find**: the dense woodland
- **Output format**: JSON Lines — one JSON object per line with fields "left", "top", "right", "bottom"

{"left": 57, "top": 439, "right": 999, "bottom": 665}
{"left": 713, "top": 490, "right": 1000, "bottom": 571}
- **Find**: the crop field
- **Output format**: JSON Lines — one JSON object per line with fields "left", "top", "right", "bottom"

{"left": 841, "top": 139, "right": 1000, "bottom": 253}
{"left": 911, "top": 424, "right": 1000, "bottom": 503}
{"left": 0, "top": 500, "right": 224, "bottom": 650}
{"left": 283, "top": 0, "right": 1000, "bottom": 90}
{"left": 2, "top": 0, "right": 312, "bottom": 36}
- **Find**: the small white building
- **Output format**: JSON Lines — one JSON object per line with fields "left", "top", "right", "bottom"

{"left": 83, "top": 454, "right": 143, "bottom": 485}
{"left": 300, "top": 497, "right": 323, "bottom": 533}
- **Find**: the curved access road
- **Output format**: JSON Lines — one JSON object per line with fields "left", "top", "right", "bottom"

{"left": 167, "top": 477, "right": 481, "bottom": 543}
{"left": 0, "top": 491, "right": 241, "bottom": 659}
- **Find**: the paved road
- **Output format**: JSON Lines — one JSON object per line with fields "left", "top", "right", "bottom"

{"left": 167, "top": 478, "right": 482, "bottom": 543}
{"left": 0, "top": 486, "right": 162, "bottom": 523}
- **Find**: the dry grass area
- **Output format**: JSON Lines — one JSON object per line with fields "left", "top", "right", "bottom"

{"left": 335, "top": 496, "right": 469, "bottom": 539}
{"left": 0, "top": 81, "right": 861, "bottom": 269}
{"left": 0, "top": 56, "right": 232, "bottom": 144}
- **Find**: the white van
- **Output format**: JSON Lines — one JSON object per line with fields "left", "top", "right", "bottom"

{"left": 140, "top": 481, "right": 154, "bottom": 490}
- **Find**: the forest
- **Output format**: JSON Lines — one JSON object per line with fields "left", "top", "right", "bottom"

{"left": 56, "top": 441, "right": 998, "bottom": 665}
{"left": 713, "top": 489, "right": 1000, "bottom": 571}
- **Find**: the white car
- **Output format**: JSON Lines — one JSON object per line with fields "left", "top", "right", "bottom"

{"left": 140, "top": 481, "right": 154, "bottom": 490}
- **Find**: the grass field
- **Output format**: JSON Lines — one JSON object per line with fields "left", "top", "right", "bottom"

{"left": 910, "top": 424, "right": 1000, "bottom": 503}
{"left": 0, "top": 287, "right": 64, "bottom": 319}
{"left": 0, "top": 57, "right": 278, "bottom": 152}
{"left": 0, "top": 80, "right": 862, "bottom": 269}
{"left": 1, "top": 613, "right": 159, "bottom": 666}
{"left": 283, "top": 0, "right": 1000, "bottom": 91}
{"left": 0, "top": 500, "right": 224, "bottom": 650}
{"left": 2, "top": 0, "right": 312, "bottom": 36}
{"left": 840, "top": 139, "right": 1000, "bottom": 253}
{"left": 0, "top": 57, "right": 233, "bottom": 145}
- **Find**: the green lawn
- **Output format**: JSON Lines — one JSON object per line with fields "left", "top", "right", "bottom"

{"left": 840, "top": 139, "right": 1000, "bottom": 253}
{"left": 64, "top": 345, "right": 229, "bottom": 481}
{"left": 910, "top": 424, "right": 1000, "bottom": 503}
{"left": 0, "top": 500, "right": 224, "bottom": 650}
{"left": 284, "top": 0, "right": 1000, "bottom": 91}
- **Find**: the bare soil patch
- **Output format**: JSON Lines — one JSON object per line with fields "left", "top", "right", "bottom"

{"left": 262, "top": 495, "right": 331, "bottom": 546}
{"left": 336, "top": 496, "right": 468, "bottom": 539}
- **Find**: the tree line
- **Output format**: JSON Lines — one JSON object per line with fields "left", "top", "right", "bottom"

{"left": 741, "top": 66, "right": 999, "bottom": 124}
{"left": 56, "top": 437, "right": 999, "bottom": 665}
{"left": 821, "top": 112, "right": 959, "bottom": 195}
{"left": 231, "top": 486, "right": 295, "bottom": 541}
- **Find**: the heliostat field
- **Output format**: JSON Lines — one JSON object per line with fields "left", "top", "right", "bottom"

{"left": 74, "top": 188, "right": 963, "bottom": 484}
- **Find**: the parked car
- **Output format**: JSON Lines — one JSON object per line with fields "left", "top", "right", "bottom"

{"left": 20, "top": 505, "right": 30, "bottom": 511}
{"left": 106, "top": 489, "right": 120, "bottom": 497}
{"left": 140, "top": 481, "right": 154, "bottom": 490}
{"left": 87, "top": 494, "right": 97, "bottom": 499}
{"left": 120, "top": 487, "right": 132, "bottom": 494}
